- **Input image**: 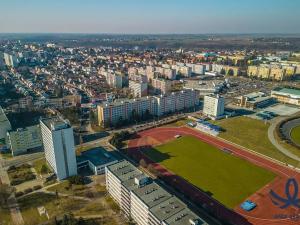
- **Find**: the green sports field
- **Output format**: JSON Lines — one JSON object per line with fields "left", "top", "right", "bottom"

{"left": 144, "top": 135, "right": 276, "bottom": 208}
{"left": 291, "top": 126, "right": 300, "bottom": 145}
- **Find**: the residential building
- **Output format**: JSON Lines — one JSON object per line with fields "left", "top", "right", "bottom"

{"left": 271, "top": 87, "right": 300, "bottom": 106}
{"left": 248, "top": 64, "right": 298, "bottom": 81}
{"left": 98, "top": 89, "right": 199, "bottom": 127}
{"left": 106, "top": 160, "right": 150, "bottom": 217}
{"left": 129, "top": 80, "right": 148, "bottom": 97}
{"left": 152, "top": 78, "right": 172, "bottom": 94}
{"left": 106, "top": 73, "right": 123, "bottom": 88}
{"left": 40, "top": 117, "right": 77, "bottom": 180}
{"left": 0, "top": 106, "right": 11, "bottom": 141}
{"left": 105, "top": 160, "right": 207, "bottom": 225}
{"left": 3, "top": 53, "right": 19, "bottom": 67}
{"left": 7, "top": 125, "right": 42, "bottom": 156}
{"left": 203, "top": 95, "right": 225, "bottom": 120}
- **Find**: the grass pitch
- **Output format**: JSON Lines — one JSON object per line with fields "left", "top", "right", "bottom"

{"left": 212, "top": 116, "right": 300, "bottom": 167}
{"left": 144, "top": 135, "right": 276, "bottom": 208}
{"left": 291, "top": 126, "right": 300, "bottom": 145}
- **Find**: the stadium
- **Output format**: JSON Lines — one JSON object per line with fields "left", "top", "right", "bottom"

{"left": 280, "top": 117, "right": 300, "bottom": 148}
{"left": 127, "top": 125, "right": 300, "bottom": 225}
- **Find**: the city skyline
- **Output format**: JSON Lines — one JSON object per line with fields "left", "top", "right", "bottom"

{"left": 1, "top": 0, "right": 300, "bottom": 34}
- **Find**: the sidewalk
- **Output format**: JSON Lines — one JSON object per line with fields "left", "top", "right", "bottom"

{"left": 0, "top": 155, "right": 24, "bottom": 225}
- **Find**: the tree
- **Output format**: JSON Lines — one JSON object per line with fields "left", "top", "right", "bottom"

{"left": 227, "top": 69, "right": 234, "bottom": 76}
{"left": 40, "top": 164, "right": 49, "bottom": 174}
{"left": 220, "top": 68, "right": 226, "bottom": 75}
{"left": 139, "top": 159, "right": 147, "bottom": 168}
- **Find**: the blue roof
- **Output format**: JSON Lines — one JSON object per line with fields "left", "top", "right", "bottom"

{"left": 77, "top": 148, "right": 117, "bottom": 167}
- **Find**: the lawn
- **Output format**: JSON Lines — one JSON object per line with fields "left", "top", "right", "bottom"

{"left": 32, "top": 158, "right": 51, "bottom": 175}
{"left": 18, "top": 192, "right": 88, "bottom": 225}
{"left": 47, "top": 181, "right": 88, "bottom": 197}
{"left": 7, "top": 164, "right": 36, "bottom": 186}
{"left": 163, "top": 119, "right": 193, "bottom": 127}
{"left": 291, "top": 126, "right": 300, "bottom": 145}
{"left": 0, "top": 207, "right": 12, "bottom": 225}
{"left": 212, "top": 116, "right": 300, "bottom": 167}
{"left": 144, "top": 135, "right": 276, "bottom": 208}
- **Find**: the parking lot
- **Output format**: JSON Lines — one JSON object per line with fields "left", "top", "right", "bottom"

{"left": 247, "top": 104, "right": 300, "bottom": 121}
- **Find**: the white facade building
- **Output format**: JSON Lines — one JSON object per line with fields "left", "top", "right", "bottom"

{"left": 105, "top": 160, "right": 207, "bottom": 225}
{"left": 40, "top": 117, "right": 77, "bottom": 180}
{"left": 129, "top": 80, "right": 148, "bottom": 97}
{"left": 203, "top": 95, "right": 225, "bottom": 120}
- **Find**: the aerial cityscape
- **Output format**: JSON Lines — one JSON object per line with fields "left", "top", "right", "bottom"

{"left": 1, "top": 1, "right": 300, "bottom": 225}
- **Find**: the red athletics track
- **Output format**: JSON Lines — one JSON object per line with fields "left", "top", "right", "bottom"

{"left": 127, "top": 126, "right": 300, "bottom": 225}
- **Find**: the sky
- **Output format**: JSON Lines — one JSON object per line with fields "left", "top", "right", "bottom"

{"left": 0, "top": 0, "right": 299, "bottom": 34}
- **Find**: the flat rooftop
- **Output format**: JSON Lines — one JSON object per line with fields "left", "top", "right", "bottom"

{"left": 106, "top": 160, "right": 151, "bottom": 191}
{"left": 150, "top": 196, "right": 186, "bottom": 222}
{"left": 40, "top": 117, "right": 71, "bottom": 131}
{"left": 163, "top": 208, "right": 207, "bottom": 225}
{"left": 77, "top": 148, "right": 117, "bottom": 167}
{"left": 273, "top": 87, "right": 300, "bottom": 97}
{"left": 131, "top": 182, "right": 172, "bottom": 209}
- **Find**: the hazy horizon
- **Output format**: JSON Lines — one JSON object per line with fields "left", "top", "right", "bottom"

{"left": 1, "top": 0, "right": 300, "bottom": 34}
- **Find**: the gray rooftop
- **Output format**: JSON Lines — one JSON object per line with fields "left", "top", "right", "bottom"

{"left": 40, "top": 117, "right": 71, "bottom": 131}
{"left": 163, "top": 208, "right": 207, "bottom": 225}
{"left": 77, "top": 148, "right": 117, "bottom": 167}
{"left": 106, "top": 160, "right": 151, "bottom": 191}
{"left": 272, "top": 87, "right": 300, "bottom": 97}
{"left": 150, "top": 196, "right": 186, "bottom": 222}
{"left": 131, "top": 182, "right": 172, "bottom": 209}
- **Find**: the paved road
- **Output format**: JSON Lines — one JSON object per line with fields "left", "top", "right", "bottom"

{"left": 268, "top": 117, "right": 300, "bottom": 162}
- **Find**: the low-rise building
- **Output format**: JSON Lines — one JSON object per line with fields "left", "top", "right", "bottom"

{"left": 233, "top": 92, "right": 275, "bottom": 109}
{"left": 271, "top": 87, "right": 300, "bottom": 106}
{"left": 77, "top": 148, "right": 118, "bottom": 175}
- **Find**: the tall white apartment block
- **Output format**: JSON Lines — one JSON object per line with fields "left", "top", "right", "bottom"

{"left": 203, "top": 95, "right": 225, "bottom": 119}
{"left": 40, "top": 117, "right": 77, "bottom": 180}
{"left": 129, "top": 80, "right": 148, "bottom": 97}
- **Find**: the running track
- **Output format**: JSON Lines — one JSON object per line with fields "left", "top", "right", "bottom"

{"left": 128, "top": 127, "right": 300, "bottom": 225}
